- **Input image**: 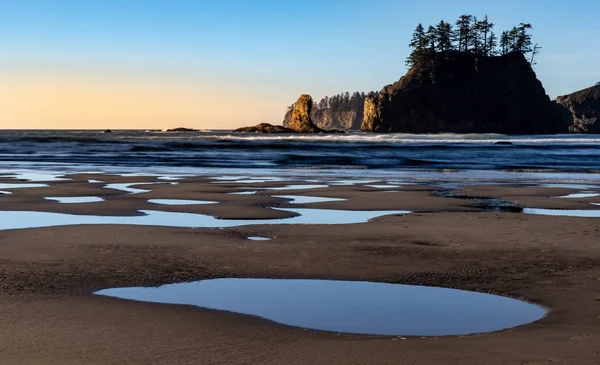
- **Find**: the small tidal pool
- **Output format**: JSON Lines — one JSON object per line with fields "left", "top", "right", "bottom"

{"left": 96, "top": 278, "right": 546, "bottom": 336}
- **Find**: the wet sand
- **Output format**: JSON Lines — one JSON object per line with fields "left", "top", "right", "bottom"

{"left": 1, "top": 175, "right": 600, "bottom": 364}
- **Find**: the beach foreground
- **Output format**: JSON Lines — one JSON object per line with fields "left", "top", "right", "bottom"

{"left": 1, "top": 174, "right": 599, "bottom": 364}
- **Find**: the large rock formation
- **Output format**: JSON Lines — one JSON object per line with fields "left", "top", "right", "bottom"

{"left": 361, "top": 52, "right": 568, "bottom": 134}
{"left": 555, "top": 84, "right": 600, "bottom": 133}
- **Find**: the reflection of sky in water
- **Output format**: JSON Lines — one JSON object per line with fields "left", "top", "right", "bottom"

{"left": 214, "top": 178, "right": 286, "bottom": 184}
{"left": 328, "top": 179, "right": 377, "bottom": 186}
{"left": 266, "top": 185, "right": 329, "bottom": 191}
{"left": 555, "top": 192, "right": 600, "bottom": 199}
{"left": 0, "top": 208, "right": 409, "bottom": 231}
{"left": 366, "top": 185, "right": 401, "bottom": 189}
{"left": 229, "top": 191, "right": 258, "bottom": 195}
{"left": 247, "top": 236, "right": 271, "bottom": 241}
{"left": 0, "top": 183, "right": 48, "bottom": 189}
{"left": 148, "top": 199, "right": 216, "bottom": 205}
{"left": 0, "top": 191, "right": 11, "bottom": 195}
{"left": 104, "top": 182, "right": 176, "bottom": 194}
{"left": 96, "top": 278, "right": 546, "bottom": 336}
{"left": 523, "top": 208, "right": 600, "bottom": 217}
{"left": 540, "top": 183, "right": 600, "bottom": 189}
{"left": 0, "top": 171, "right": 69, "bottom": 182}
{"left": 88, "top": 179, "right": 103, "bottom": 183}
{"left": 272, "top": 195, "right": 345, "bottom": 204}
{"left": 45, "top": 196, "right": 105, "bottom": 204}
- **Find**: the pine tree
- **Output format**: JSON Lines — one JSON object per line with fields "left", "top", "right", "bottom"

{"left": 476, "top": 15, "right": 494, "bottom": 56}
{"left": 435, "top": 20, "right": 453, "bottom": 54}
{"left": 530, "top": 43, "right": 542, "bottom": 66}
{"left": 487, "top": 31, "right": 498, "bottom": 56}
{"left": 499, "top": 30, "right": 510, "bottom": 55}
{"left": 426, "top": 25, "right": 437, "bottom": 52}
{"left": 514, "top": 23, "right": 533, "bottom": 54}
{"left": 454, "top": 15, "right": 473, "bottom": 52}
{"left": 406, "top": 23, "right": 428, "bottom": 67}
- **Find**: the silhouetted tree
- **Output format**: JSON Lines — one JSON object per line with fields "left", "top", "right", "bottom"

{"left": 435, "top": 20, "right": 454, "bottom": 54}
{"left": 454, "top": 15, "right": 473, "bottom": 52}
{"left": 406, "top": 23, "right": 428, "bottom": 67}
{"left": 426, "top": 25, "right": 437, "bottom": 53}
{"left": 530, "top": 43, "right": 542, "bottom": 66}
{"left": 513, "top": 23, "right": 533, "bottom": 54}
{"left": 476, "top": 15, "right": 494, "bottom": 56}
{"left": 487, "top": 31, "right": 498, "bottom": 56}
{"left": 408, "top": 15, "right": 537, "bottom": 66}
{"left": 499, "top": 30, "right": 511, "bottom": 55}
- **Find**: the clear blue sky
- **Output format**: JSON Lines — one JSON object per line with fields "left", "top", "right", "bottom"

{"left": 0, "top": 0, "right": 598, "bottom": 128}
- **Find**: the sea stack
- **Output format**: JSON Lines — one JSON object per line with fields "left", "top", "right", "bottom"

{"left": 287, "top": 94, "right": 324, "bottom": 133}
{"left": 555, "top": 84, "right": 600, "bottom": 133}
{"left": 234, "top": 94, "right": 343, "bottom": 133}
{"left": 361, "top": 52, "right": 567, "bottom": 134}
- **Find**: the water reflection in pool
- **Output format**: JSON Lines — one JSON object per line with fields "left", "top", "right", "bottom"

{"left": 45, "top": 196, "right": 105, "bottom": 204}
{"left": 273, "top": 195, "right": 345, "bottom": 204}
{"left": 247, "top": 236, "right": 271, "bottom": 241}
{"left": 555, "top": 192, "right": 600, "bottom": 199}
{"left": 267, "top": 185, "right": 329, "bottom": 191}
{"left": 104, "top": 182, "right": 176, "bottom": 194}
{"left": 96, "top": 279, "right": 546, "bottom": 336}
{"left": 0, "top": 183, "right": 48, "bottom": 189}
{"left": 0, "top": 208, "right": 409, "bottom": 231}
{"left": 523, "top": 208, "right": 600, "bottom": 217}
{"left": 148, "top": 199, "right": 216, "bottom": 205}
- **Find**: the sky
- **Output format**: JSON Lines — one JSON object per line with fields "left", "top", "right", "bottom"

{"left": 0, "top": 0, "right": 598, "bottom": 130}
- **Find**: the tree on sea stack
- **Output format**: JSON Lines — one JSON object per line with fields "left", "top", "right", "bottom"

{"left": 406, "top": 14, "right": 537, "bottom": 69}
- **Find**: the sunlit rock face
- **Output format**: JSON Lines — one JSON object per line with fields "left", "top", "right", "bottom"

{"left": 556, "top": 84, "right": 600, "bottom": 134}
{"left": 287, "top": 94, "right": 323, "bottom": 133}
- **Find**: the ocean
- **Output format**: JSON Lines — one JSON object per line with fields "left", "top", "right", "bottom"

{"left": 1, "top": 129, "right": 600, "bottom": 184}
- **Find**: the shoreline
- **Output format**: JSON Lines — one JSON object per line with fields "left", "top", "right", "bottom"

{"left": 1, "top": 174, "right": 599, "bottom": 364}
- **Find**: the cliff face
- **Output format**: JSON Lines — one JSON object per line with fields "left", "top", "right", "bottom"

{"left": 284, "top": 109, "right": 362, "bottom": 130}
{"left": 555, "top": 85, "right": 600, "bottom": 133}
{"left": 362, "top": 52, "right": 567, "bottom": 134}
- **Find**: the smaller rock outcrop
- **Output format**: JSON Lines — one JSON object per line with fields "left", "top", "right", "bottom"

{"left": 234, "top": 123, "right": 295, "bottom": 133}
{"left": 287, "top": 94, "right": 324, "bottom": 133}
{"left": 556, "top": 84, "right": 600, "bottom": 133}
{"left": 103, "top": 129, "right": 112, "bottom": 134}
{"left": 235, "top": 94, "right": 343, "bottom": 133}
{"left": 165, "top": 127, "right": 197, "bottom": 132}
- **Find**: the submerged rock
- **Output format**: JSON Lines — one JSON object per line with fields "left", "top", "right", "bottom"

{"left": 495, "top": 141, "right": 513, "bottom": 145}
{"left": 556, "top": 84, "right": 600, "bottom": 133}
{"left": 361, "top": 52, "right": 567, "bottom": 134}
{"left": 103, "top": 129, "right": 112, "bottom": 134}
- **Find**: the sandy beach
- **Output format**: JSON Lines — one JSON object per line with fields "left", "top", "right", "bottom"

{"left": 1, "top": 174, "right": 600, "bottom": 364}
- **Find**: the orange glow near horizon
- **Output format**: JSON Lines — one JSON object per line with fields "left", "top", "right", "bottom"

{"left": 0, "top": 72, "right": 285, "bottom": 130}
